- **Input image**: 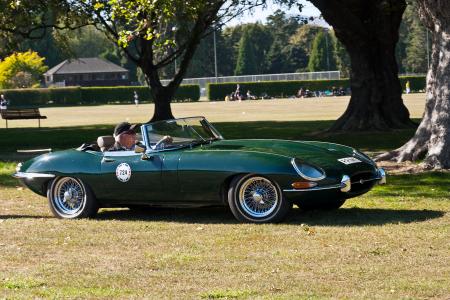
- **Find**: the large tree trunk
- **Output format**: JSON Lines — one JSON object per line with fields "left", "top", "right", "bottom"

{"left": 376, "top": 0, "right": 450, "bottom": 169}
{"left": 149, "top": 86, "right": 176, "bottom": 122}
{"left": 310, "top": 0, "right": 415, "bottom": 131}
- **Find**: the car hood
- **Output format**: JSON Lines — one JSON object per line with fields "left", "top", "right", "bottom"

{"left": 203, "top": 139, "right": 374, "bottom": 169}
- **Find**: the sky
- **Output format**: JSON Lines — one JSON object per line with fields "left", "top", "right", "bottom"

{"left": 226, "top": 0, "right": 326, "bottom": 27}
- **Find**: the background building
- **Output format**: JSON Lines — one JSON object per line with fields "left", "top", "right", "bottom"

{"left": 44, "top": 58, "right": 130, "bottom": 87}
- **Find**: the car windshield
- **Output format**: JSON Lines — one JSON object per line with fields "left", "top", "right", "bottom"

{"left": 144, "top": 117, "right": 223, "bottom": 150}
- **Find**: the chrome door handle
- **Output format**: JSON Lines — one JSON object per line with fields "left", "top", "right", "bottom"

{"left": 102, "top": 157, "right": 116, "bottom": 163}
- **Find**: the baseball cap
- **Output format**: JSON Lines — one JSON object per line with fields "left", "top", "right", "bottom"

{"left": 113, "top": 122, "right": 140, "bottom": 137}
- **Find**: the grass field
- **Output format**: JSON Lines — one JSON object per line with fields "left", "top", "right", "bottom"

{"left": 0, "top": 93, "right": 426, "bottom": 128}
{"left": 1, "top": 96, "right": 449, "bottom": 299}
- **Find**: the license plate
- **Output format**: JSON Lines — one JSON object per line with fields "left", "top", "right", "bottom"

{"left": 338, "top": 157, "right": 362, "bottom": 165}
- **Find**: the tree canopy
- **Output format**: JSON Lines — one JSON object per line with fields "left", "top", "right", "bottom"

{"left": 0, "top": 51, "right": 48, "bottom": 89}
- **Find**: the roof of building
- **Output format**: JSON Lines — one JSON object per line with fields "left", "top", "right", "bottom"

{"left": 45, "top": 58, "right": 129, "bottom": 75}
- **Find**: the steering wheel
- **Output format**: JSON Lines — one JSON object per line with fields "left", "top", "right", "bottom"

{"left": 153, "top": 135, "right": 173, "bottom": 150}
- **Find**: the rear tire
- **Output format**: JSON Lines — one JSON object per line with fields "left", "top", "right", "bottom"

{"left": 228, "top": 174, "right": 291, "bottom": 223}
{"left": 47, "top": 177, "right": 98, "bottom": 219}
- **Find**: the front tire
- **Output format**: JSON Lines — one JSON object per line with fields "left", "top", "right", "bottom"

{"left": 228, "top": 174, "right": 291, "bottom": 223}
{"left": 47, "top": 177, "right": 98, "bottom": 219}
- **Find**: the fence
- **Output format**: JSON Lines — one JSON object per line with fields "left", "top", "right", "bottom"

{"left": 161, "top": 71, "right": 341, "bottom": 96}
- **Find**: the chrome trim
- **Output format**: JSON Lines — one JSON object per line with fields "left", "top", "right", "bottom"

{"left": 283, "top": 183, "right": 345, "bottom": 192}
{"left": 284, "top": 174, "right": 351, "bottom": 193}
{"left": 291, "top": 158, "right": 326, "bottom": 181}
{"left": 378, "top": 168, "right": 387, "bottom": 184}
{"left": 340, "top": 175, "right": 351, "bottom": 192}
{"left": 352, "top": 177, "right": 382, "bottom": 184}
{"left": 13, "top": 172, "right": 55, "bottom": 179}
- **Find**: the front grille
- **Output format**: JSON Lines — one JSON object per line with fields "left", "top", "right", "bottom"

{"left": 350, "top": 171, "right": 378, "bottom": 194}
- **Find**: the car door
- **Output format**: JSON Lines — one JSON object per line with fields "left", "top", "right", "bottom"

{"left": 99, "top": 150, "right": 163, "bottom": 204}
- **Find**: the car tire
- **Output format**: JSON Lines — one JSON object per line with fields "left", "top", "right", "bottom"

{"left": 228, "top": 174, "right": 291, "bottom": 223}
{"left": 47, "top": 177, "right": 99, "bottom": 219}
{"left": 296, "top": 198, "right": 346, "bottom": 211}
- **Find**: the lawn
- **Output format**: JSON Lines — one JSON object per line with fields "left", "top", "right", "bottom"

{"left": 0, "top": 117, "right": 449, "bottom": 299}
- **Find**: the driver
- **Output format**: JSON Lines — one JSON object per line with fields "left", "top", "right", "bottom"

{"left": 109, "top": 122, "right": 140, "bottom": 151}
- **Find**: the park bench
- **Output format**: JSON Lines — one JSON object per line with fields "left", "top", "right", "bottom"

{"left": 0, "top": 108, "right": 47, "bottom": 128}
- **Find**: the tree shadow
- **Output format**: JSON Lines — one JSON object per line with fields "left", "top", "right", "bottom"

{"left": 95, "top": 206, "right": 445, "bottom": 226}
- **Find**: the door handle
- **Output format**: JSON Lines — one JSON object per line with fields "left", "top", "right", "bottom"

{"left": 102, "top": 157, "right": 116, "bottom": 163}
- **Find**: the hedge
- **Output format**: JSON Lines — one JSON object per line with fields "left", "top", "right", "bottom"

{"left": 399, "top": 76, "right": 426, "bottom": 92}
{"left": 0, "top": 84, "right": 200, "bottom": 107}
{"left": 81, "top": 85, "right": 200, "bottom": 104}
{"left": 207, "top": 75, "right": 426, "bottom": 101}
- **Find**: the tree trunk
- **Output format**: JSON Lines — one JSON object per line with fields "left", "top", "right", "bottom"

{"left": 376, "top": 1, "right": 450, "bottom": 169}
{"left": 310, "top": 0, "right": 415, "bottom": 131}
{"left": 149, "top": 85, "right": 176, "bottom": 122}
{"left": 140, "top": 57, "right": 176, "bottom": 122}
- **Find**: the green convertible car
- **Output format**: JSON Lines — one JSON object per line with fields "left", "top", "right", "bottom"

{"left": 14, "top": 116, "right": 386, "bottom": 223}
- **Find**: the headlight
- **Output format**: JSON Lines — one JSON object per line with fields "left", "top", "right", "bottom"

{"left": 291, "top": 158, "right": 326, "bottom": 181}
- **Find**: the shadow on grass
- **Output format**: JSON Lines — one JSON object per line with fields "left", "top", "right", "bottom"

{"left": 93, "top": 206, "right": 444, "bottom": 226}
{"left": 371, "top": 172, "right": 450, "bottom": 199}
{"left": 0, "top": 120, "right": 418, "bottom": 158}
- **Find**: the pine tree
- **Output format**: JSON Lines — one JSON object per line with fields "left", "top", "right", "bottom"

{"left": 234, "top": 30, "right": 257, "bottom": 75}
{"left": 308, "top": 30, "right": 336, "bottom": 72}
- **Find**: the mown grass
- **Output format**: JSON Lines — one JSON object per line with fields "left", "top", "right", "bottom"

{"left": 0, "top": 120, "right": 449, "bottom": 299}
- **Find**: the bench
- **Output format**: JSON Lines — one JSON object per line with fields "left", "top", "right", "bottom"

{"left": 0, "top": 108, "right": 47, "bottom": 128}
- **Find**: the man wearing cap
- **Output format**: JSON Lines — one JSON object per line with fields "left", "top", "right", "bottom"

{"left": 109, "top": 122, "right": 140, "bottom": 151}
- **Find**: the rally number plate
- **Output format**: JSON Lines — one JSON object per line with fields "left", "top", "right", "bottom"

{"left": 338, "top": 157, "right": 362, "bottom": 165}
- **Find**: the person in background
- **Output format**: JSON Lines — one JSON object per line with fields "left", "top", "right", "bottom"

{"left": 134, "top": 91, "right": 139, "bottom": 106}
{"left": 246, "top": 90, "right": 257, "bottom": 100}
{"left": 405, "top": 80, "right": 411, "bottom": 94}
{"left": 0, "top": 94, "right": 8, "bottom": 110}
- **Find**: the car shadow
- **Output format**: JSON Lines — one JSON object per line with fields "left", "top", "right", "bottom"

{"left": 285, "top": 207, "right": 445, "bottom": 226}
{"left": 95, "top": 207, "right": 445, "bottom": 226}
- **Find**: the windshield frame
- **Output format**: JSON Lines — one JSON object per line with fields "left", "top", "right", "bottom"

{"left": 141, "top": 116, "right": 223, "bottom": 152}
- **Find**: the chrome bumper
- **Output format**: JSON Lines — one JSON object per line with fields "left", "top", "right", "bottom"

{"left": 283, "top": 168, "right": 386, "bottom": 193}
{"left": 13, "top": 172, "right": 55, "bottom": 179}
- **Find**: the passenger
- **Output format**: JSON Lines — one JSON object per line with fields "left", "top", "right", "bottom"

{"left": 110, "top": 122, "right": 140, "bottom": 151}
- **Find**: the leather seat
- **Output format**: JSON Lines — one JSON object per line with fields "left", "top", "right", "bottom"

{"left": 97, "top": 136, "right": 115, "bottom": 152}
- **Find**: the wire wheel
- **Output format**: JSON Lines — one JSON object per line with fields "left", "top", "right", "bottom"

{"left": 238, "top": 176, "right": 279, "bottom": 218}
{"left": 51, "top": 177, "right": 86, "bottom": 217}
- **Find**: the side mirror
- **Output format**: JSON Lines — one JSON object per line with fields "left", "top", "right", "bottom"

{"left": 134, "top": 142, "right": 146, "bottom": 153}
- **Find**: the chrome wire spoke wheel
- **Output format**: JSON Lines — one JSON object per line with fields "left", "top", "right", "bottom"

{"left": 238, "top": 177, "right": 279, "bottom": 218}
{"left": 52, "top": 177, "right": 86, "bottom": 217}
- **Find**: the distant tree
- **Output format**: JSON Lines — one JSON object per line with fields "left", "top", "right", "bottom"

{"left": 265, "top": 10, "right": 301, "bottom": 73}
{"left": 18, "top": 28, "right": 65, "bottom": 68}
{"left": 0, "top": 51, "right": 48, "bottom": 89}
{"left": 307, "top": 30, "right": 335, "bottom": 72}
{"left": 234, "top": 29, "right": 257, "bottom": 75}
{"left": 184, "top": 31, "right": 216, "bottom": 78}
{"left": 403, "top": 2, "right": 428, "bottom": 73}
{"left": 331, "top": 31, "right": 350, "bottom": 77}
{"left": 289, "top": 25, "right": 322, "bottom": 57}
